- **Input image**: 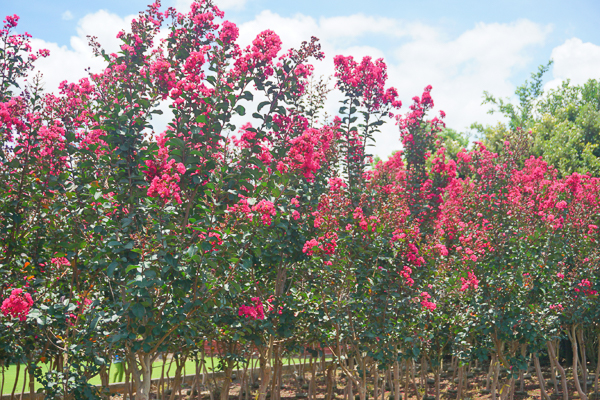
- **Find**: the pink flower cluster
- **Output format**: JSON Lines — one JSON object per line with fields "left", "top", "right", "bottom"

{"left": 400, "top": 266, "right": 414, "bottom": 287}
{"left": 219, "top": 20, "right": 239, "bottom": 44}
{"left": 233, "top": 30, "right": 282, "bottom": 78}
{"left": 284, "top": 126, "right": 337, "bottom": 181}
{"left": 238, "top": 297, "right": 265, "bottom": 320}
{"left": 51, "top": 257, "right": 70, "bottom": 268}
{"left": 143, "top": 132, "right": 186, "bottom": 204}
{"left": 252, "top": 199, "right": 277, "bottom": 226}
{"left": 233, "top": 123, "right": 260, "bottom": 148}
{"left": 1, "top": 288, "right": 33, "bottom": 321}
{"left": 574, "top": 279, "right": 597, "bottom": 296}
{"left": 459, "top": 272, "right": 480, "bottom": 292}
{"left": 302, "top": 232, "right": 338, "bottom": 256}
{"left": 0, "top": 97, "right": 26, "bottom": 141}
{"left": 334, "top": 55, "right": 402, "bottom": 111}
{"left": 420, "top": 292, "right": 436, "bottom": 311}
{"left": 150, "top": 58, "right": 177, "bottom": 96}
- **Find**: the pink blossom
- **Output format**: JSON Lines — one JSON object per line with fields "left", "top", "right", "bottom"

{"left": 252, "top": 199, "right": 277, "bottom": 225}
{"left": 420, "top": 292, "right": 436, "bottom": 311}
{"left": 302, "top": 239, "right": 319, "bottom": 256}
{"left": 334, "top": 55, "right": 401, "bottom": 111}
{"left": 459, "top": 272, "right": 479, "bottom": 292}
{"left": 219, "top": 21, "right": 239, "bottom": 44}
{"left": 238, "top": 297, "right": 265, "bottom": 320}
{"left": 1, "top": 288, "right": 33, "bottom": 321}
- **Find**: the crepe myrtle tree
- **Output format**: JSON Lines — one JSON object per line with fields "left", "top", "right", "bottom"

{"left": 0, "top": 1, "right": 331, "bottom": 399}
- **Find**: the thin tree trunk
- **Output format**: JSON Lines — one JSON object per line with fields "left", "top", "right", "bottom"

{"left": 128, "top": 352, "right": 154, "bottom": 400}
{"left": 1, "top": 363, "right": 5, "bottom": 400}
{"left": 577, "top": 327, "right": 588, "bottom": 394}
{"left": 549, "top": 358, "right": 559, "bottom": 395}
{"left": 569, "top": 326, "right": 588, "bottom": 400}
{"left": 168, "top": 355, "right": 188, "bottom": 400}
{"left": 394, "top": 361, "right": 400, "bottom": 400}
{"left": 491, "top": 357, "right": 499, "bottom": 400}
{"left": 411, "top": 359, "right": 421, "bottom": 400}
{"left": 309, "top": 357, "right": 317, "bottom": 400}
{"left": 257, "top": 339, "right": 273, "bottom": 400}
{"left": 456, "top": 365, "right": 463, "bottom": 400}
{"left": 219, "top": 360, "right": 235, "bottom": 400}
{"left": 239, "top": 356, "right": 250, "bottom": 400}
{"left": 547, "top": 341, "right": 569, "bottom": 400}
{"left": 10, "top": 362, "right": 20, "bottom": 400}
{"left": 404, "top": 360, "right": 409, "bottom": 400}
{"left": 534, "top": 354, "right": 550, "bottom": 400}
{"left": 451, "top": 357, "right": 457, "bottom": 382}
{"left": 374, "top": 367, "right": 379, "bottom": 400}
{"left": 325, "top": 363, "right": 335, "bottom": 400}
{"left": 189, "top": 359, "right": 199, "bottom": 400}
{"left": 18, "top": 363, "right": 27, "bottom": 400}
{"left": 595, "top": 334, "right": 600, "bottom": 397}
{"left": 486, "top": 355, "right": 495, "bottom": 391}
{"left": 435, "top": 366, "right": 441, "bottom": 400}
{"left": 28, "top": 360, "right": 35, "bottom": 398}
{"left": 381, "top": 368, "right": 387, "bottom": 400}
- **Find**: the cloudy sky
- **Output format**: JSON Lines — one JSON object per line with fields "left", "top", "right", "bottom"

{"left": 2, "top": 0, "right": 600, "bottom": 157}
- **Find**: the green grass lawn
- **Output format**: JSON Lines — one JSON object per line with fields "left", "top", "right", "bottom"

{"left": 1, "top": 357, "right": 303, "bottom": 395}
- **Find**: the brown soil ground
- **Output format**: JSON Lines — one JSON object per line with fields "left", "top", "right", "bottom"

{"left": 110, "top": 366, "right": 599, "bottom": 400}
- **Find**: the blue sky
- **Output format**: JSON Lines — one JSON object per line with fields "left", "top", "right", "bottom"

{"left": 2, "top": 0, "right": 600, "bottom": 156}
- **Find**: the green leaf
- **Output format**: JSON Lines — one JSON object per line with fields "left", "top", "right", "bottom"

{"left": 131, "top": 303, "right": 146, "bottom": 319}
{"left": 235, "top": 105, "right": 246, "bottom": 116}
{"left": 107, "top": 262, "right": 119, "bottom": 277}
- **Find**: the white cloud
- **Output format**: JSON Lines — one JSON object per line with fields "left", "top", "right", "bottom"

{"left": 30, "top": 10, "right": 135, "bottom": 92}
{"left": 545, "top": 38, "right": 600, "bottom": 90}
{"left": 62, "top": 10, "right": 74, "bottom": 21}
{"left": 387, "top": 20, "right": 552, "bottom": 131}
{"left": 237, "top": 13, "right": 553, "bottom": 157}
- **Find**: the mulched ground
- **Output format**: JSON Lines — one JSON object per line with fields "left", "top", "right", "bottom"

{"left": 110, "top": 365, "right": 599, "bottom": 400}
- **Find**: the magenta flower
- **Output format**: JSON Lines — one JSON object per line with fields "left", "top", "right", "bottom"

{"left": 238, "top": 297, "right": 265, "bottom": 320}
{"left": 1, "top": 288, "right": 34, "bottom": 322}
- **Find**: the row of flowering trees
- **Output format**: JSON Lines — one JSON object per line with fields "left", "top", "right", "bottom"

{"left": 1, "top": 2, "right": 599, "bottom": 400}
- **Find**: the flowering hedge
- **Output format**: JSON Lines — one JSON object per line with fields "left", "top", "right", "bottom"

{"left": 1, "top": 2, "right": 599, "bottom": 400}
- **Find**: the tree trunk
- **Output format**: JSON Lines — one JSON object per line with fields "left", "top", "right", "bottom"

{"left": 411, "top": 359, "right": 420, "bottom": 400}
{"left": 595, "top": 334, "right": 600, "bottom": 397}
{"left": 577, "top": 327, "right": 588, "bottom": 394}
{"left": 381, "top": 368, "right": 387, "bottom": 400}
{"left": 11, "top": 362, "right": 20, "bottom": 400}
{"left": 486, "top": 355, "right": 495, "bottom": 391}
{"left": 325, "top": 364, "right": 336, "bottom": 400}
{"left": 435, "top": 366, "right": 441, "bottom": 400}
{"left": 374, "top": 367, "right": 379, "bottom": 400}
{"left": 568, "top": 326, "right": 588, "bottom": 400}
{"left": 28, "top": 360, "right": 35, "bottom": 398}
{"left": 129, "top": 352, "right": 154, "bottom": 400}
{"left": 219, "top": 359, "right": 235, "bottom": 400}
{"left": 534, "top": 354, "right": 550, "bottom": 400}
{"left": 456, "top": 365, "right": 463, "bottom": 400}
{"left": 309, "top": 359, "right": 317, "bottom": 400}
{"left": 258, "top": 340, "right": 273, "bottom": 400}
{"left": 404, "top": 360, "right": 409, "bottom": 400}
{"left": 491, "top": 357, "right": 499, "bottom": 400}
{"left": 168, "top": 355, "right": 187, "bottom": 400}
{"left": 547, "top": 341, "right": 569, "bottom": 400}
{"left": 394, "top": 361, "right": 401, "bottom": 400}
